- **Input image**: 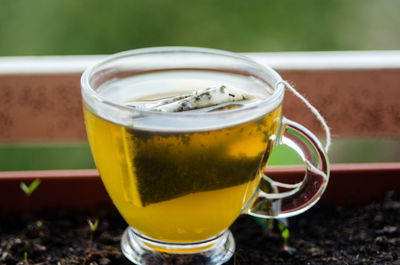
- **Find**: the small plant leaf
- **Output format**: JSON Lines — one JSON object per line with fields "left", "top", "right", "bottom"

{"left": 36, "top": 220, "right": 43, "bottom": 228}
{"left": 282, "top": 228, "right": 290, "bottom": 239}
{"left": 20, "top": 179, "right": 41, "bottom": 196}
{"left": 29, "top": 179, "right": 41, "bottom": 193}
{"left": 20, "top": 182, "right": 30, "bottom": 195}
{"left": 92, "top": 219, "right": 99, "bottom": 231}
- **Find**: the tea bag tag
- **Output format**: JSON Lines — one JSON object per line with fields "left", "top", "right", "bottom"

{"left": 276, "top": 80, "right": 331, "bottom": 152}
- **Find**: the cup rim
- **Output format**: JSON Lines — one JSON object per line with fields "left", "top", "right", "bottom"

{"left": 81, "top": 46, "right": 285, "bottom": 117}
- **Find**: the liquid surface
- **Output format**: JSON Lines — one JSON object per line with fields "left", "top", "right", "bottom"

{"left": 84, "top": 70, "right": 282, "bottom": 242}
{"left": 100, "top": 70, "right": 273, "bottom": 105}
{"left": 92, "top": 70, "right": 279, "bottom": 132}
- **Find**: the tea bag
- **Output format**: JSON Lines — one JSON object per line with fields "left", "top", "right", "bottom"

{"left": 127, "top": 133, "right": 264, "bottom": 207}
{"left": 122, "top": 84, "right": 267, "bottom": 207}
{"left": 150, "top": 84, "right": 253, "bottom": 112}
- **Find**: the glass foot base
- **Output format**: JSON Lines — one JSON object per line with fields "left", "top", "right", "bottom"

{"left": 121, "top": 227, "right": 235, "bottom": 265}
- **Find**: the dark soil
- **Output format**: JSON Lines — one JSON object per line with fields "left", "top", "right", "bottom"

{"left": 1, "top": 191, "right": 400, "bottom": 265}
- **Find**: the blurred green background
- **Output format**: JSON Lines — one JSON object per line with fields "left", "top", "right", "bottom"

{"left": 1, "top": 0, "right": 399, "bottom": 56}
{"left": 1, "top": 139, "right": 400, "bottom": 171}
{"left": 1, "top": 0, "right": 399, "bottom": 171}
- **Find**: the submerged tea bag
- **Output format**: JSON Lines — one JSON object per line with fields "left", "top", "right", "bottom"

{"left": 121, "top": 84, "right": 273, "bottom": 207}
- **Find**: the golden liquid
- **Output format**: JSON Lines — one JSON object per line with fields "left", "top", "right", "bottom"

{"left": 84, "top": 105, "right": 282, "bottom": 243}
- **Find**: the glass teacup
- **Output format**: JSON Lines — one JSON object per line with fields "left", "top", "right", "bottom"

{"left": 81, "top": 47, "right": 329, "bottom": 265}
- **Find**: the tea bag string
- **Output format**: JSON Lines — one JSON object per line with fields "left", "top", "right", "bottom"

{"left": 276, "top": 80, "right": 331, "bottom": 153}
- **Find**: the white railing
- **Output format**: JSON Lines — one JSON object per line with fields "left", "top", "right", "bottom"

{"left": 0, "top": 50, "right": 400, "bottom": 74}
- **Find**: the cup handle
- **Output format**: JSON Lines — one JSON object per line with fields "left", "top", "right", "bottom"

{"left": 246, "top": 117, "right": 330, "bottom": 219}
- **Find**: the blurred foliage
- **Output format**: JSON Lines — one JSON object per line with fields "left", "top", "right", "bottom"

{"left": 0, "top": 143, "right": 95, "bottom": 171}
{"left": 2, "top": 139, "right": 398, "bottom": 171}
{"left": 0, "top": 142, "right": 302, "bottom": 171}
{"left": 0, "top": 0, "right": 399, "bottom": 56}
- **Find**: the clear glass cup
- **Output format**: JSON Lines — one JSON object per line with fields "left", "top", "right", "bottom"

{"left": 81, "top": 47, "right": 329, "bottom": 265}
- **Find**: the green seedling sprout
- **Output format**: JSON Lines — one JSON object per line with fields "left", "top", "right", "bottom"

{"left": 20, "top": 179, "right": 41, "bottom": 196}
{"left": 87, "top": 219, "right": 99, "bottom": 254}
{"left": 36, "top": 220, "right": 43, "bottom": 228}
{"left": 23, "top": 251, "right": 30, "bottom": 264}
{"left": 278, "top": 222, "right": 290, "bottom": 250}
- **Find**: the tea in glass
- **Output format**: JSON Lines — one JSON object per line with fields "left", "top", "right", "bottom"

{"left": 84, "top": 70, "right": 282, "bottom": 243}
{"left": 81, "top": 47, "right": 329, "bottom": 265}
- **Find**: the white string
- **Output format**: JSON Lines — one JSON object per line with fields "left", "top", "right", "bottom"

{"left": 277, "top": 80, "right": 331, "bottom": 153}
